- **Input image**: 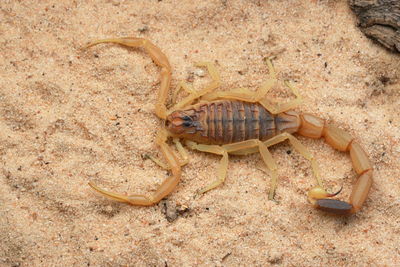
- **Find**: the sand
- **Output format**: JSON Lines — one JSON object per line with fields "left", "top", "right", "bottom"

{"left": 1, "top": 0, "right": 399, "bottom": 266}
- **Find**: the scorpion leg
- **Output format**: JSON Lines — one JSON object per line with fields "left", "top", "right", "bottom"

{"left": 202, "top": 59, "right": 302, "bottom": 114}
{"left": 201, "top": 58, "right": 276, "bottom": 103}
{"left": 223, "top": 140, "right": 279, "bottom": 199}
{"left": 185, "top": 141, "right": 229, "bottom": 195}
{"left": 145, "top": 138, "right": 189, "bottom": 170}
{"left": 173, "top": 138, "right": 190, "bottom": 166}
{"left": 84, "top": 37, "right": 172, "bottom": 119}
{"left": 89, "top": 129, "right": 182, "bottom": 206}
{"left": 262, "top": 132, "right": 324, "bottom": 188}
{"left": 172, "top": 81, "right": 195, "bottom": 106}
{"left": 223, "top": 134, "right": 324, "bottom": 199}
{"left": 170, "top": 62, "right": 221, "bottom": 112}
{"left": 259, "top": 80, "right": 303, "bottom": 114}
{"left": 187, "top": 139, "right": 279, "bottom": 200}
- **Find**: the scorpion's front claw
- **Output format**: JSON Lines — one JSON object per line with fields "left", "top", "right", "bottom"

{"left": 307, "top": 186, "right": 353, "bottom": 215}
{"left": 88, "top": 182, "right": 155, "bottom": 206}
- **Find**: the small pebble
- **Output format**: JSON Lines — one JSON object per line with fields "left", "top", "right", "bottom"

{"left": 193, "top": 69, "right": 205, "bottom": 77}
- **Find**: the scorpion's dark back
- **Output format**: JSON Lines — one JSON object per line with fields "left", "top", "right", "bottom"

{"left": 175, "top": 100, "right": 300, "bottom": 145}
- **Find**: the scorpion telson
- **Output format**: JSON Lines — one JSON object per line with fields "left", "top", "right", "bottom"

{"left": 84, "top": 37, "right": 373, "bottom": 215}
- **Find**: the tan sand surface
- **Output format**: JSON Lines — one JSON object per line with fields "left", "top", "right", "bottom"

{"left": 1, "top": 0, "right": 399, "bottom": 266}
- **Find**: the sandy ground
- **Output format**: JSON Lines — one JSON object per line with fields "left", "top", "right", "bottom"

{"left": 1, "top": 0, "right": 399, "bottom": 266}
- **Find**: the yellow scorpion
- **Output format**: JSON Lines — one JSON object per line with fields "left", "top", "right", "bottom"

{"left": 85, "top": 37, "right": 373, "bottom": 215}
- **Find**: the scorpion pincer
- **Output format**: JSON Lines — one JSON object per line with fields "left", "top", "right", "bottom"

{"left": 84, "top": 37, "right": 373, "bottom": 215}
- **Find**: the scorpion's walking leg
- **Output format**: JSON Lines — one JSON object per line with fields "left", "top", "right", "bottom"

{"left": 262, "top": 132, "right": 324, "bottom": 189}
{"left": 187, "top": 140, "right": 279, "bottom": 199}
{"left": 170, "top": 62, "right": 221, "bottom": 110}
{"left": 224, "top": 134, "right": 323, "bottom": 199}
{"left": 84, "top": 37, "right": 172, "bottom": 119}
{"left": 146, "top": 138, "right": 189, "bottom": 170}
{"left": 89, "top": 129, "right": 182, "bottom": 206}
{"left": 172, "top": 82, "right": 195, "bottom": 106}
{"left": 185, "top": 141, "right": 228, "bottom": 195}
{"left": 224, "top": 140, "right": 279, "bottom": 199}
{"left": 201, "top": 59, "right": 302, "bottom": 114}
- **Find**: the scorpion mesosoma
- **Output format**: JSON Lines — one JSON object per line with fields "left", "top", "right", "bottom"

{"left": 85, "top": 37, "right": 373, "bottom": 215}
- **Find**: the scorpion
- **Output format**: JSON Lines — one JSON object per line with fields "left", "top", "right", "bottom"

{"left": 84, "top": 37, "right": 373, "bottom": 215}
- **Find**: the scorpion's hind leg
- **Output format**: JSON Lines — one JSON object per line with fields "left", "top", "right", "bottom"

{"left": 218, "top": 136, "right": 321, "bottom": 201}
{"left": 89, "top": 129, "right": 182, "bottom": 206}
{"left": 223, "top": 140, "right": 279, "bottom": 200}
{"left": 84, "top": 37, "right": 172, "bottom": 119}
{"left": 187, "top": 139, "right": 279, "bottom": 200}
{"left": 262, "top": 132, "right": 324, "bottom": 189}
{"left": 259, "top": 80, "right": 303, "bottom": 114}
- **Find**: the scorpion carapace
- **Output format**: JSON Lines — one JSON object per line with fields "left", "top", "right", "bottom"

{"left": 84, "top": 37, "right": 373, "bottom": 215}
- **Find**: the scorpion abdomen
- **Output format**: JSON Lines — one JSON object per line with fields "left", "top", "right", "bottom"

{"left": 178, "top": 100, "right": 300, "bottom": 145}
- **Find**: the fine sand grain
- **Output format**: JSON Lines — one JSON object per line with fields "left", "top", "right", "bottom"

{"left": 1, "top": 1, "right": 399, "bottom": 266}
